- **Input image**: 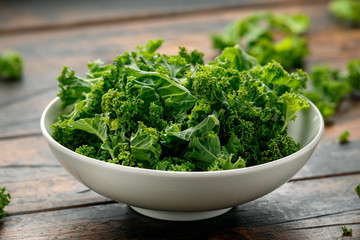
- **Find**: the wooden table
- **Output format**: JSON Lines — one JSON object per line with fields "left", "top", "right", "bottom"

{"left": 1, "top": 0, "right": 360, "bottom": 239}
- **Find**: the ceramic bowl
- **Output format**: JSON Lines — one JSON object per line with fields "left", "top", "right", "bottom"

{"left": 40, "top": 97, "right": 324, "bottom": 221}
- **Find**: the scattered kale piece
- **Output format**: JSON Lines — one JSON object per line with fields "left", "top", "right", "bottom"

{"left": 211, "top": 12, "right": 310, "bottom": 71}
{"left": 51, "top": 40, "right": 309, "bottom": 171}
{"left": 347, "top": 58, "right": 360, "bottom": 91}
{"left": 0, "top": 51, "right": 23, "bottom": 81}
{"left": 0, "top": 187, "right": 11, "bottom": 219}
{"left": 329, "top": 0, "right": 360, "bottom": 25}
{"left": 302, "top": 65, "right": 351, "bottom": 123}
{"left": 355, "top": 184, "right": 360, "bottom": 198}
{"left": 339, "top": 130, "right": 350, "bottom": 144}
{"left": 342, "top": 226, "right": 353, "bottom": 236}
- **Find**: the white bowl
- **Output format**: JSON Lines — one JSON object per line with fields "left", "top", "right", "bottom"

{"left": 41, "top": 97, "right": 324, "bottom": 221}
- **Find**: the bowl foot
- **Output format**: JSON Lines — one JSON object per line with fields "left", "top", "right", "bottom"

{"left": 129, "top": 206, "right": 232, "bottom": 221}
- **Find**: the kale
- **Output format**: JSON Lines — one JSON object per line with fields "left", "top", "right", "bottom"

{"left": 342, "top": 226, "right": 353, "bottom": 236}
{"left": 339, "top": 130, "right": 350, "bottom": 144}
{"left": 329, "top": 0, "right": 360, "bottom": 25}
{"left": 302, "top": 65, "right": 351, "bottom": 123}
{"left": 0, "top": 187, "right": 11, "bottom": 219}
{"left": 51, "top": 40, "right": 309, "bottom": 171}
{"left": 0, "top": 51, "right": 23, "bottom": 81}
{"left": 355, "top": 184, "right": 360, "bottom": 198}
{"left": 211, "top": 12, "right": 310, "bottom": 71}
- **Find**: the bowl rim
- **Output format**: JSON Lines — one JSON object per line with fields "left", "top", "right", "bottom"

{"left": 40, "top": 97, "right": 324, "bottom": 177}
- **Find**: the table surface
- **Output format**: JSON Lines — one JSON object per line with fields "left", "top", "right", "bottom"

{"left": 1, "top": 0, "right": 360, "bottom": 239}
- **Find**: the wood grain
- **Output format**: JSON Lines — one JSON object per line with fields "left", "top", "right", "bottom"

{"left": 0, "top": 0, "right": 328, "bottom": 34}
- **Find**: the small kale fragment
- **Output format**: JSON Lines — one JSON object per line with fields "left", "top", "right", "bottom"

{"left": 355, "top": 184, "right": 360, "bottom": 198}
{"left": 339, "top": 130, "right": 350, "bottom": 144}
{"left": 347, "top": 58, "right": 360, "bottom": 91}
{"left": 342, "top": 226, "right": 353, "bottom": 236}
{"left": 0, "top": 187, "right": 11, "bottom": 219}
{"left": 0, "top": 51, "right": 23, "bottom": 81}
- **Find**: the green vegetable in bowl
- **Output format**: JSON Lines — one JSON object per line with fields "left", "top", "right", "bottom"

{"left": 51, "top": 39, "right": 309, "bottom": 171}
{"left": 0, "top": 51, "right": 23, "bottom": 81}
{"left": 211, "top": 12, "right": 310, "bottom": 71}
{"left": 0, "top": 187, "right": 11, "bottom": 219}
{"left": 329, "top": 0, "right": 360, "bottom": 24}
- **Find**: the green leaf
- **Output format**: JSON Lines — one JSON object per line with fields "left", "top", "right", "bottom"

{"left": 339, "top": 130, "right": 350, "bottom": 144}
{"left": 166, "top": 114, "right": 220, "bottom": 141}
{"left": 0, "top": 187, "right": 11, "bottom": 219}
{"left": 355, "top": 184, "right": 360, "bottom": 198}
{"left": 69, "top": 113, "right": 109, "bottom": 143}
{"left": 58, "top": 66, "right": 103, "bottom": 109}
{"left": 186, "top": 131, "right": 223, "bottom": 170}
{"left": 209, "top": 45, "right": 257, "bottom": 72}
{"left": 329, "top": 0, "right": 360, "bottom": 24}
{"left": 125, "top": 68, "right": 196, "bottom": 117}
{"left": 207, "top": 154, "right": 246, "bottom": 171}
{"left": 278, "top": 92, "right": 309, "bottom": 131}
{"left": 130, "top": 122, "right": 162, "bottom": 165}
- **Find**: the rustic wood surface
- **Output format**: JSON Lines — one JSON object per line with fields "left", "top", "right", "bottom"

{"left": 0, "top": 0, "right": 360, "bottom": 239}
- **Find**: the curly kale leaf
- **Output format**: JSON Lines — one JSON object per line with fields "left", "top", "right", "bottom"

{"left": 207, "top": 154, "right": 246, "bottom": 171}
{"left": 0, "top": 51, "right": 23, "bottom": 81}
{"left": 58, "top": 66, "right": 104, "bottom": 109}
{"left": 278, "top": 92, "right": 309, "bottom": 131}
{"left": 130, "top": 122, "right": 162, "bottom": 165}
{"left": 0, "top": 187, "right": 11, "bottom": 219}
{"left": 165, "top": 114, "right": 220, "bottom": 142}
{"left": 209, "top": 45, "right": 258, "bottom": 72}
{"left": 347, "top": 58, "right": 360, "bottom": 91}
{"left": 154, "top": 157, "right": 195, "bottom": 172}
{"left": 302, "top": 65, "right": 351, "bottom": 122}
{"left": 329, "top": 0, "right": 360, "bottom": 24}
{"left": 211, "top": 12, "right": 310, "bottom": 71}
{"left": 125, "top": 68, "right": 196, "bottom": 119}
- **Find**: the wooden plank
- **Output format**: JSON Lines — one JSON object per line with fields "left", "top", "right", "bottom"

{"left": 0, "top": 0, "right": 328, "bottom": 34}
{"left": 0, "top": 174, "right": 359, "bottom": 239}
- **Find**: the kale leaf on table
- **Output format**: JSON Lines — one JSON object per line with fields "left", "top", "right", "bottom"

{"left": 0, "top": 187, "right": 11, "bottom": 219}
{"left": 211, "top": 12, "right": 310, "bottom": 71}
{"left": 0, "top": 51, "right": 23, "bottom": 81}
{"left": 51, "top": 40, "right": 309, "bottom": 171}
{"left": 329, "top": 0, "right": 360, "bottom": 25}
{"left": 302, "top": 65, "right": 351, "bottom": 123}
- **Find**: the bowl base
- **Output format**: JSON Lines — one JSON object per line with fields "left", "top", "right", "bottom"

{"left": 129, "top": 206, "right": 232, "bottom": 221}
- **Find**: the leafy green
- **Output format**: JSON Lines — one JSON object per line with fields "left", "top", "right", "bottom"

{"left": 355, "top": 184, "right": 360, "bottom": 198}
{"left": 347, "top": 58, "right": 360, "bottom": 91}
{"left": 211, "top": 12, "right": 310, "bottom": 71}
{"left": 0, "top": 187, "right": 11, "bottom": 219}
{"left": 0, "top": 51, "right": 23, "bottom": 81}
{"left": 329, "top": 0, "right": 360, "bottom": 24}
{"left": 339, "top": 130, "right": 350, "bottom": 144}
{"left": 51, "top": 40, "right": 308, "bottom": 171}
{"left": 302, "top": 65, "right": 351, "bottom": 122}
{"left": 342, "top": 226, "right": 353, "bottom": 236}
